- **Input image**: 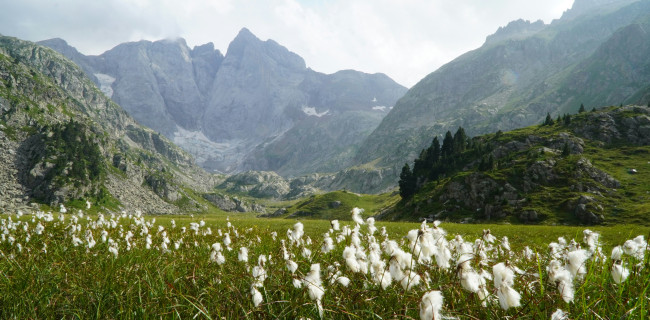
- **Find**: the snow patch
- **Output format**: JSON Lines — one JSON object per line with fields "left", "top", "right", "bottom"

{"left": 94, "top": 73, "right": 115, "bottom": 98}
{"left": 302, "top": 106, "right": 330, "bottom": 117}
{"left": 172, "top": 126, "right": 245, "bottom": 169}
{"left": 373, "top": 106, "right": 392, "bottom": 112}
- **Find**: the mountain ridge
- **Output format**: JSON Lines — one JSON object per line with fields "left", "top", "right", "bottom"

{"left": 39, "top": 29, "right": 407, "bottom": 176}
{"left": 0, "top": 35, "right": 218, "bottom": 214}
{"left": 355, "top": 0, "right": 650, "bottom": 187}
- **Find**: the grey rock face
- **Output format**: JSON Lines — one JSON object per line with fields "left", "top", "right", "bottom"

{"left": 572, "top": 195, "right": 604, "bottom": 224}
{"left": 97, "top": 38, "right": 211, "bottom": 135}
{"left": 202, "top": 193, "right": 265, "bottom": 213}
{"left": 203, "top": 28, "right": 306, "bottom": 143}
{"left": 219, "top": 171, "right": 290, "bottom": 199}
{"left": 41, "top": 28, "right": 406, "bottom": 177}
{"left": 191, "top": 42, "right": 223, "bottom": 96}
{"left": 260, "top": 207, "right": 287, "bottom": 218}
{"left": 575, "top": 106, "right": 650, "bottom": 145}
{"left": 438, "top": 173, "right": 525, "bottom": 220}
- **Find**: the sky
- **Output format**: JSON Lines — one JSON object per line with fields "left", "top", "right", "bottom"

{"left": 0, "top": 0, "right": 574, "bottom": 87}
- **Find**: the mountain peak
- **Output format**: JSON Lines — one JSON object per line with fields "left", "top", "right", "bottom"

{"left": 561, "top": 0, "right": 638, "bottom": 20}
{"left": 234, "top": 27, "right": 258, "bottom": 42}
{"left": 485, "top": 19, "right": 546, "bottom": 45}
{"left": 38, "top": 38, "right": 80, "bottom": 55}
{"left": 226, "top": 27, "right": 263, "bottom": 55}
{"left": 38, "top": 37, "right": 69, "bottom": 47}
{"left": 224, "top": 27, "right": 306, "bottom": 71}
{"left": 159, "top": 37, "right": 189, "bottom": 48}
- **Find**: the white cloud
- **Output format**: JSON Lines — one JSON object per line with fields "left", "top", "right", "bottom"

{"left": 0, "top": 0, "right": 574, "bottom": 87}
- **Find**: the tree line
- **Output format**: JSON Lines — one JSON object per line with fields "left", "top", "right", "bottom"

{"left": 398, "top": 106, "right": 585, "bottom": 199}
{"left": 398, "top": 126, "right": 494, "bottom": 199}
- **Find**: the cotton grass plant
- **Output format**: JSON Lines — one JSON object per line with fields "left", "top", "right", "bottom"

{"left": 0, "top": 207, "right": 648, "bottom": 319}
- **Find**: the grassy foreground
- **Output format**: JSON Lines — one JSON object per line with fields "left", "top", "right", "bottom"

{"left": 1, "top": 210, "right": 649, "bottom": 319}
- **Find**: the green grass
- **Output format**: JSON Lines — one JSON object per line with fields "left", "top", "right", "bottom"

{"left": 1, "top": 211, "right": 648, "bottom": 319}
{"left": 282, "top": 190, "right": 400, "bottom": 221}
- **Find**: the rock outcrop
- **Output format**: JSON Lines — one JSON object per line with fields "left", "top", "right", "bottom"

{"left": 392, "top": 106, "right": 645, "bottom": 224}
{"left": 202, "top": 193, "right": 265, "bottom": 213}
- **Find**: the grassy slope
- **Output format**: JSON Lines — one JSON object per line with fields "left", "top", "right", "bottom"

{"left": 389, "top": 106, "right": 650, "bottom": 225}
{"left": 278, "top": 190, "right": 400, "bottom": 221}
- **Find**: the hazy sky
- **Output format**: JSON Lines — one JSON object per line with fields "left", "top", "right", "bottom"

{"left": 0, "top": 0, "right": 574, "bottom": 87}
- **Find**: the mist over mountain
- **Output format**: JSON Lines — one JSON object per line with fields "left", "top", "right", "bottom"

{"left": 40, "top": 29, "right": 407, "bottom": 175}
{"left": 356, "top": 0, "right": 650, "bottom": 181}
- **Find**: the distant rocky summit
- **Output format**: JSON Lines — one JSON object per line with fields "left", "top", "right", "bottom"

{"left": 40, "top": 29, "right": 406, "bottom": 176}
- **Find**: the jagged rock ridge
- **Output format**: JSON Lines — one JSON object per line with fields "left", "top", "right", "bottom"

{"left": 40, "top": 29, "right": 407, "bottom": 176}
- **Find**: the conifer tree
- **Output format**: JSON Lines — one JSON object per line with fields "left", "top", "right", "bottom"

{"left": 399, "top": 163, "right": 416, "bottom": 199}
{"left": 579, "top": 103, "right": 585, "bottom": 113}
{"left": 453, "top": 127, "right": 467, "bottom": 153}
{"left": 441, "top": 131, "right": 454, "bottom": 159}
{"left": 427, "top": 137, "right": 440, "bottom": 165}
{"left": 544, "top": 113, "right": 554, "bottom": 126}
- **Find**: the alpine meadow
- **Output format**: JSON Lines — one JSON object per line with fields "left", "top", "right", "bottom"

{"left": 2, "top": 0, "right": 650, "bottom": 319}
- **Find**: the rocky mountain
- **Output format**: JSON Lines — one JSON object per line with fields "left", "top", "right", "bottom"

{"left": 0, "top": 36, "right": 218, "bottom": 214}
{"left": 39, "top": 29, "right": 407, "bottom": 176}
{"left": 356, "top": 0, "right": 650, "bottom": 183}
{"left": 386, "top": 105, "right": 650, "bottom": 225}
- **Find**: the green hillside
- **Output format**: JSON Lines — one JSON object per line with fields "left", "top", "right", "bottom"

{"left": 387, "top": 105, "right": 650, "bottom": 225}
{"left": 0, "top": 36, "right": 216, "bottom": 214}
{"left": 270, "top": 190, "right": 400, "bottom": 221}
{"left": 355, "top": 1, "right": 650, "bottom": 191}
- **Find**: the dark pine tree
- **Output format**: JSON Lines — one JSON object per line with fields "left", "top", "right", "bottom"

{"left": 453, "top": 127, "right": 468, "bottom": 153}
{"left": 578, "top": 103, "right": 585, "bottom": 113}
{"left": 441, "top": 131, "right": 454, "bottom": 159}
{"left": 412, "top": 149, "right": 427, "bottom": 177}
{"left": 426, "top": 137, "right": 441, "bottom": 166}
{"left": 399, "top": 163, "right": 416, "bottom": 199}
{"left": 544, "top": 113, "right": 554, "bottom": 126}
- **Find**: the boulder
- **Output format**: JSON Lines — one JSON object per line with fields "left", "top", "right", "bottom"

{"left": 572, "top": 195, "right": 604, "bottom": 224}
{"left": 329, "top": 201, "right": 342, "bottom": 208}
